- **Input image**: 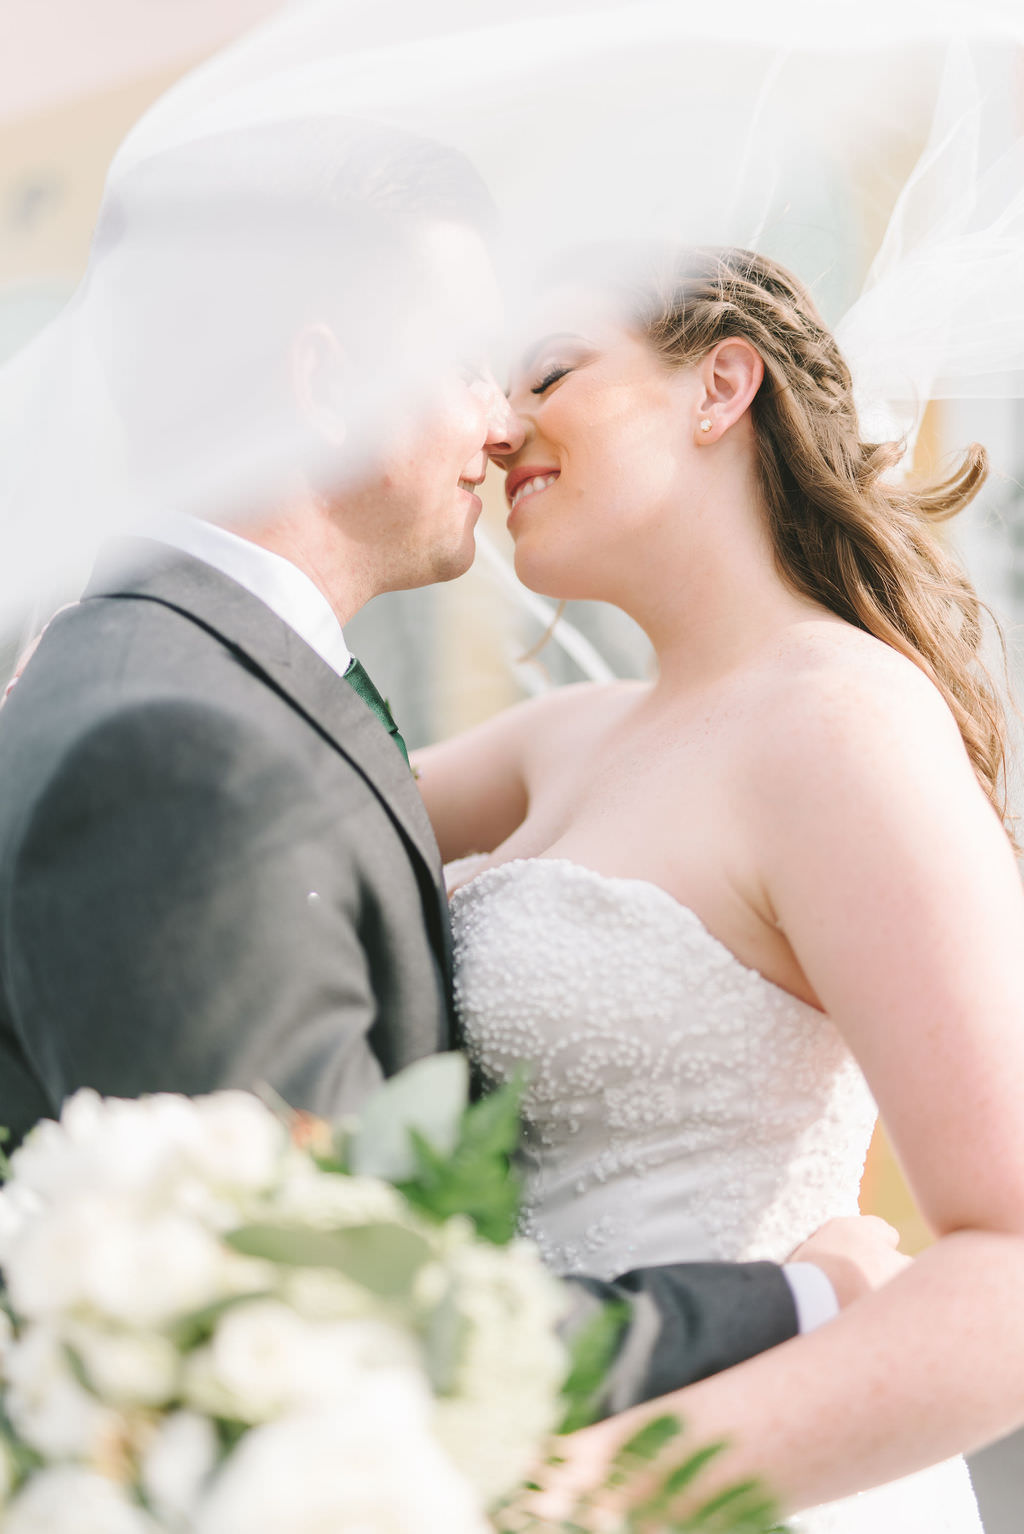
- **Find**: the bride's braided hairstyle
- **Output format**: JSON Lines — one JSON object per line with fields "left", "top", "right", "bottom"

{"left": 634, "top": 246, "right": 1011, "bottom": 835}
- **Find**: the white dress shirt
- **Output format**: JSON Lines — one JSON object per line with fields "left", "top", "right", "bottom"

{"left": 153, "top": 517, "right": 837, "bottom": 1335}
{"left": 154, "top": 515, "right": 351, "bottom": 677}
{"left": 784, "top": 1261, "right": 840, "bottom": 1333}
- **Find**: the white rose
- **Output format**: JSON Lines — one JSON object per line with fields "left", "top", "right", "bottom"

{"left": 8, "top": 1095, "right": 106, "bottom": 1199}
{"left": 4, "top": 1195, "right": 123, "bottom": 1318}
{"left": 218, "top": 1249, "right": 281, "bottom": 1297}
{"left": 11, "top": 1093, "right": 196, "bottom": 1205}
{"left": 270, "top": 1164, "right": 407, "bottom": 1228}
{"left": 67, "top": 1324, "right": 180, "bottom": 1408}
{"left": 280, "top": 1265, "right": 380, "bottom": 1321}
{"left": 180, "top": 1345, "right": 243, "bottom": 1422}
{"left": 436, "top": 1391, "right": 561, "bottom": 1507}
{"left": 168, "top": 1174, "right": 247, "bottom": 1232}
{"left": 307, "top": 1316, "right": 422, "bottom": 1381}
{"left": 433, "top": 1239, "right": 569, "bottom": 1502}
{"left": 194, "top": 1399, "right": 489, "bottom": 1534}
{"left": 186, "top": 1093, "right": 290, "bottom": 1194}
{"left": 81, "top": 1210, "right": 226, "bottom": 1327}
{"left": 203, "top": 1300, "right": 315, "bottom": 1421}
{"left": 190, "top": 1300, "right": 420, "bottom": 1421}
{"left": 3, "top": 1467, "right": 159, "bottom": 1534}
{"left": 140, "top": 1410, "right": 219, "bottom": 1525}
{"left": 4, "top": 1324, "right": 121, "bottom": 1461}
{"left": 0, "top": 1183, "right": 43, "bottom": 1264}
{"left": 448, "top": 1239, "right": 568, "bottom": 1383}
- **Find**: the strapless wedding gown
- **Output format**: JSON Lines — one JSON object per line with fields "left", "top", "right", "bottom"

{"left": 448, "top": 856, "right": 982, "bottom": 1534}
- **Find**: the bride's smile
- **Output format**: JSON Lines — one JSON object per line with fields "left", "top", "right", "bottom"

{"left": 504, "top": 465, "right": 560, "bottom": 520}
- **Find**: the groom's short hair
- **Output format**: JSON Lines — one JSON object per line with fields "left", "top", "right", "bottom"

{"left": 93, "top": 118, "right": 496, "bottom": 472}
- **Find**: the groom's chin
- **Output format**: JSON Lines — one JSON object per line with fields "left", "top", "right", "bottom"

{"left": 433, "top": 522, "right": 481, "bottom": 584}
{"left": 395, "top": 535, "right": 477, "bottom": 592}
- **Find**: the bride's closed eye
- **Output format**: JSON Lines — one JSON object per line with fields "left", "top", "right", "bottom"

{"left": 531, "top": 362, "right": 572, "bottom": 395}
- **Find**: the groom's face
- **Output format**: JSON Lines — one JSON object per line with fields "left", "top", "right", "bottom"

{"left": 332, "top": 223, "right": 522, "bottom": 591}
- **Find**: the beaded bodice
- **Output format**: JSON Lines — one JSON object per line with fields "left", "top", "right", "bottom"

{"left": 450, "top": 857, "right": 877, "bottom": 1279}
{"left": 449, "top": 857, "right": 984, "bottom": 1534}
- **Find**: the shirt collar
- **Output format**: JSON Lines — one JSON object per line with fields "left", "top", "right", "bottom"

{"left": 153, "top": 515, "right": 352, "bottom": 679}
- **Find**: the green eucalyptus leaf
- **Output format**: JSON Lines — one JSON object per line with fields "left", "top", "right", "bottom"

{"left": 687, "top": 1477, "right": 782, "bottom": 1531}
{"left": 395, "top": 1073, "right": 527, "bottom": 1243}
{"left": 457, "top": 1072, "right": 526, "bottom": 1162}
{"left": 626, "top": 1440, "right": 729, "bottom": 1528}
{"left": 62, "top": 1342, "right": 96, "bottom": 1397}
{"left": 350, "top": 1054, "right": 469, "bottom": 1181}
{"left": 226, "top": 1222, "right": 431, "bottom": 1297}
{"left": 214, "top": 1417, "right": 249, "bottom": 1455}
{"left": 614, "top": 1412, "right": 683, "bottom": 1470}
{"left": 558, "top": 1298, "right": 630, "bottom": 1432}
{"left": 0, "top": 1410, "right": 42, "bottom": 1482}
{"left": 399, "top": 1124, "right": 522, "bottom": 1244}
{"left": 423, "top": 1285, "right": 468, "bottom": 1395}
{"left": 168, "top": 1290, "right": 275, "bottom": 1351}
{"left": 658, "top": 1441, "right": 728, "bottom": 1501}
{"left": 711, "top": 1502, "right": 787, "bottom": 1534}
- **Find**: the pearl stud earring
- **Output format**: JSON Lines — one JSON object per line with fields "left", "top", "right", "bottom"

{"left": 699, "top": 418, "right": 713, "bottom": 433}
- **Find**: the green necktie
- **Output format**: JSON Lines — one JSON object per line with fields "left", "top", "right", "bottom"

{"left": 344, "top": 657, "right": 410, "bottom": 767}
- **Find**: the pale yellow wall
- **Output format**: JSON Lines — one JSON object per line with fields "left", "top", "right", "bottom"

{"left": 0, "top": 62, "right": 203, "bottom": 291}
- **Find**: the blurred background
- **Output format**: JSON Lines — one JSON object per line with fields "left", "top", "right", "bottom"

{"left": 1, "top": 4, "right": 1022, "bottom": 1524}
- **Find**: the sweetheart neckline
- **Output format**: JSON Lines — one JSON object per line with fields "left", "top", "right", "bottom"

{"left": 448, "top": 855, "right": 826, "bottom": 1018}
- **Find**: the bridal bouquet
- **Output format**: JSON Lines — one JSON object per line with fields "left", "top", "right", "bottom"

{"left": 0, "top": 1057, "right": 784, "bottom": 1533}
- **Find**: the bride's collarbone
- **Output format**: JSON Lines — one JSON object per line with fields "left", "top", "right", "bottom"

{"left": 498, "top": 696, "right": 826, "bottom": 1001}
{"left": 488, "top": 754, "right": 820, "bottom": 1005}
{"left": 523, "top": 742, "right": 739, "bottom": 855}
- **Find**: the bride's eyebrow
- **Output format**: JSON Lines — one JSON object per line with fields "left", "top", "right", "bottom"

{"left": 515, "top": 331, "right": 589, "bottom": 376}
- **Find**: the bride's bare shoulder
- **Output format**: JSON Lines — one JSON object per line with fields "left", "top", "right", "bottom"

{"left": 747, "top": 620, "right": 968, "bottom": 783}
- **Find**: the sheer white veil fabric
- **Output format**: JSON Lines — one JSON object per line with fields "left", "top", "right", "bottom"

{"left": 1, "top": 0, "right": 1023, "bottom": 706}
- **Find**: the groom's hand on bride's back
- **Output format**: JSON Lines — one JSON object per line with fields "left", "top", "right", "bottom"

{"left": 790, "top": 1215, "right": 910, "bottom": 1307}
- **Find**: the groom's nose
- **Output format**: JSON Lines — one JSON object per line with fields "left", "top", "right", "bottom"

{"left": 482, "top": 380, "right": 525, "bottom": 458}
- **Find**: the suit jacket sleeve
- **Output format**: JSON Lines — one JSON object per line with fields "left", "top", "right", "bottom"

{"left": 6, "top": 696, "right": 389, "bottom": 1126}
{"left": 561, "top": 1259, "right": 798, "bottom": 1415}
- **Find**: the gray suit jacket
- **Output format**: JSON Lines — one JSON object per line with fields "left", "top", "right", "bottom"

{"left": 0, "top": 542, "right": 797, "bottom": 1409}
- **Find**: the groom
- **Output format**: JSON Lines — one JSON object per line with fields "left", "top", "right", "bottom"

{"left": 0, "top": 119, "right": 893, "bottom": 1416}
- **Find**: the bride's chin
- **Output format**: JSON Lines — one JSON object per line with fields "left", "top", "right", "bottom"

{"left": 511, "top": 545, "right": 574, "bottom": 601}
{"left": 514, "top": 570, "right": 565, "bottom": 603}
{"left": 515, "top": 570, "right": 600, "bottom": 606}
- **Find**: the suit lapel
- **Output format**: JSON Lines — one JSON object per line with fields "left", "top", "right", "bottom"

{"left": 83, "top": 540, "right": 445, "bottom": 893}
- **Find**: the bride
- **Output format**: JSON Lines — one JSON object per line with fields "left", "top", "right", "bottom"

{"left": 413, "top": 245, "right": 1024, "bottom": 1530}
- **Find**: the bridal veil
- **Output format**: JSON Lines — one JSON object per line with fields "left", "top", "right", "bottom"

{"left": 1, "top": 0, "right": 1023, "bottom": 734}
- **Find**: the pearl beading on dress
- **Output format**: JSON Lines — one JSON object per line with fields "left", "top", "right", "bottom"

{"left": 448, "top": 855, "right": 983, "bottom": 1534}
{"left": 451, "top": 857, "right": 876, "bottom": 1277}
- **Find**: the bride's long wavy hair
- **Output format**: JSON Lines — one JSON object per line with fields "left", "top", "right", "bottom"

{"left": 614, "top": 245, "right": 1011, "bottom": 838}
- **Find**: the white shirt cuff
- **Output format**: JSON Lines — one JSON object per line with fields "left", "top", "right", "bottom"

{"left": 783, "top": 1262, "right": 840, "bottom": 1333}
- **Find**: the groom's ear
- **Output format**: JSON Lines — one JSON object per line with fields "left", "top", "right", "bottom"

{"left": 291, "top": 322, "right": 349, "bottom": 447}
